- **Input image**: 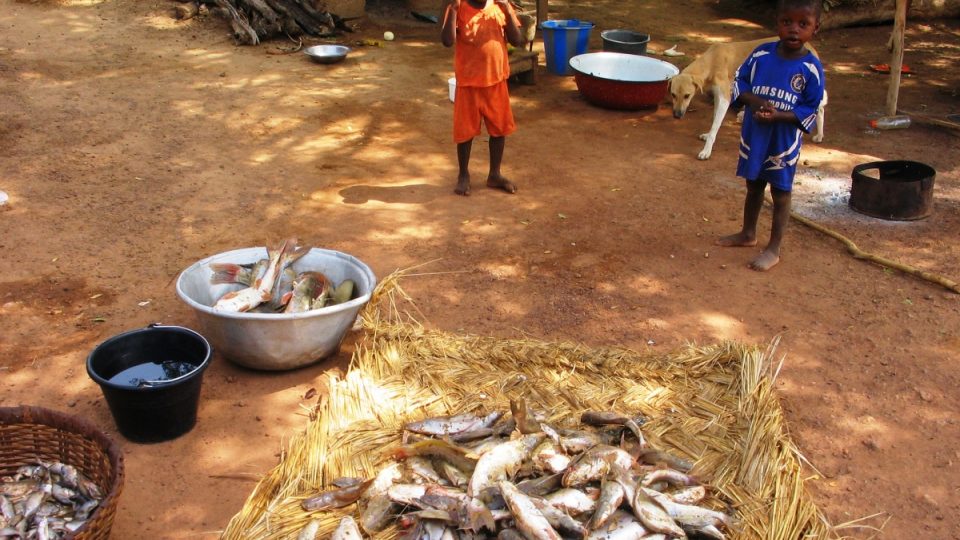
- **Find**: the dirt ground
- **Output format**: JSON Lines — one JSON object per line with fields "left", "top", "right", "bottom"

{"left": 1, "top": 0, "right": 958, "bottom": 537}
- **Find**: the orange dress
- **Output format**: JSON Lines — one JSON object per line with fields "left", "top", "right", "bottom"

{"left": 451, "top": 0, "right": 517, "bottom": 142}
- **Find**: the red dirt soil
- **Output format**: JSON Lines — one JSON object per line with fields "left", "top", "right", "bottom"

{"left": 1, "top": 0, "right": 958, "bottom": 538}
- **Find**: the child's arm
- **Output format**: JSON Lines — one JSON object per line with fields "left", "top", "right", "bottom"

{"left": 494, "top": 0, "right": 523, "bottom": 47}
{"left": 441, "top": 0, "right": 458, "bottom": 48}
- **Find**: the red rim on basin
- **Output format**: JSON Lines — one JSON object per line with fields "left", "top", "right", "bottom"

{"left": 569, "top": 52, "right": 679, "bottom": 110}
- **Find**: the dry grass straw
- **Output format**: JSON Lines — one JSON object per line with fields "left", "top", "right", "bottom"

{"left": 222, "top": 271, "right": 836, "bottom": 539}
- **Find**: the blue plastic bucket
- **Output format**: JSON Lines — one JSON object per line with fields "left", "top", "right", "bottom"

{"left": 541, "top": 19, "right": 594, "bottom": 76}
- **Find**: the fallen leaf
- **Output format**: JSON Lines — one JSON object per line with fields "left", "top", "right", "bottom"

{"left": 92, "top": 317, "right": 106, "bottom": 323}
{"left": 544, "top": 250, "right": 552, "bottom": 254}
{"left": 51, "top": 257, "right": 58, "bottom": 262}
{"left": 610, "top": 188, "right": 622, "bottom": 192}
{"left": 520, "top": 220, "right": 531, "bottom": 225}
{"left": 557, "top": 213, "right": 567, "bottom": 219}
{"left": 138, "top": 300, "right": 151, "bottom": 307}
{"left": 89, "top": 293, "right": 103, "bottom": 299}
{"left": 304, "top": 388, "right": 317, "bottom": 400}
{"left": 462, "top": 219, "right": 470, "bottom": 224}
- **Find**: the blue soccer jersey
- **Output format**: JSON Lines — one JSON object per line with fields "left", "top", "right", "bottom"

{"left": 732, "top": 41, "right": 825, "bottom": 191}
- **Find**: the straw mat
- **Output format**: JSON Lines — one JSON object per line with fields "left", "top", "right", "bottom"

{"left": 221, "top": 281, "right": 835, "bottom": 540}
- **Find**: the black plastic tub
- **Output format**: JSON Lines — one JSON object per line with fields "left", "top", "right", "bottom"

{"left": 87, "top": 324, "right": 212, "bottom": 443}
{"left": 849, "top": 160, "right": 935, "bottom": 220}
{"left": 601, "top": 30, "right": 651, "bottom": 55}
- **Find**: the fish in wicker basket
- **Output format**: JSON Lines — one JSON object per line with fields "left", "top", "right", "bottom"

{"left": 0, "top": 406, "right": 124, "bottom": 540}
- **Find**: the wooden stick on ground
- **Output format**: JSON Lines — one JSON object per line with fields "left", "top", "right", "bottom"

{"left": 789, "top": 210, "right": 960, "bottom": 294}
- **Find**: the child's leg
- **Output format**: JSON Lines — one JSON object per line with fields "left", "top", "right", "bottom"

{"left": 455, "top": 139, "right": 473, "bottom": 196}
{"left": 717, "top": 179, "right": 765, "bottom": 247}
{"left": 486, "top": 136, "right": 516, "bottom": 194}
{"left": 749, "top": 186, "right": 791, "bottom": 271}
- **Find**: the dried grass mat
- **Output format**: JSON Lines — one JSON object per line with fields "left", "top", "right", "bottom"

{"left": 222, "top": 292, "right": 834, "bottom": 539}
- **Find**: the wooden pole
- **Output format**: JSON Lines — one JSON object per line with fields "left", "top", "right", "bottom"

{"left": 885, "top": 0, "right": 908, "bottom": 116}
{"left": 536, "top": 0, "right": 547, "bottom": 29}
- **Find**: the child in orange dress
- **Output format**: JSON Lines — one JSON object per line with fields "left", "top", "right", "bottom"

{"left": 441, "top": 0, "right": 524, "bottom": 196}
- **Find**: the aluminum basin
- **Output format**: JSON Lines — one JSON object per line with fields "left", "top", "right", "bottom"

{"left": 569, "top": 52, "right": 679, "bottom": 110}
{"left": 176, "top": 247, "right": 376, "bottom": 371}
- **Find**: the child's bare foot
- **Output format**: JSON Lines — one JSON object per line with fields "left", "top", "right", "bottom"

{"left": 749, "top": 250, "right": 780, "bottom": 271}
{"left": 486, "top": 175, "right": 517, "bottom": 194}
{"left": 455, "top": 175, "right": 471, "bottom": 196}
{"left": 716, "top": 232, "right": 757, "bottom": 247}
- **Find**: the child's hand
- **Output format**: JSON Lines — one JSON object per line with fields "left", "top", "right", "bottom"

{"left": 754, "top": 100, "right": 777, "bottom": 123}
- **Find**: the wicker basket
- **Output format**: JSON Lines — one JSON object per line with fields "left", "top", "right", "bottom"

{"left": 0, "top": 405, "right": 125, "bottom": 540}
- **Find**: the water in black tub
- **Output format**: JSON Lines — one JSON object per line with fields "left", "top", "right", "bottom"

{"left": 109, "top": 360, "right": 196, "bottom": 387}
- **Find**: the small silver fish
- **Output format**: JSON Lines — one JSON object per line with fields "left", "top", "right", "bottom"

{"left": 405, "top": 411, "right": 503, "bottom": 437}
{"left": 300, "top": 479, "right": 373, "bottom": 512}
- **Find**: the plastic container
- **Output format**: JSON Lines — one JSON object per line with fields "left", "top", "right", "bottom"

{"left": 869, "top": 114, "right": 911, "bottom": 129}
{"left": 87, "top": 324, "right": 211, "bottom": 443}
{"left": 448, "top": 77, "right": 456, "bottom": 103}
{"left": 600, "top": 30, "right": 650, "bottom": 55}
{"left": 540, "top": 19, "right": 594, "bottom": 75}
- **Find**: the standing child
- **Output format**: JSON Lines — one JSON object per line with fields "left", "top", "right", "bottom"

{"left": 441, "top": 0, "right": 524, "bottom": 196}
{"left": 717, "top": 0, "right": 825, "bottom": 270}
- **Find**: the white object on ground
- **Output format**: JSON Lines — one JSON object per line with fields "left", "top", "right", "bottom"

{"left": 383, "top": 31, "right": 395, "bottom": 41}
{"left": 448, "top": 77, "right": 456, "bottom": 103}
{"left": 663, "top": 45, "right": 685, "bottom": 57}
{"left": 0, "top": 190, "right": 8, "bottom": 205}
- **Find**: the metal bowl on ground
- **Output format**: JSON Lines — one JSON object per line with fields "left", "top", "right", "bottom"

{"left": 600, "top": 29, "right": 650, "bottom": 55}
{"left": 569, "top": 52, "right": 679, "bottom": 110}
{"left": 176, "top": 247, "right": 377, "bottom": 371}
{"left": 304, "top": 44, "right": 351, "bottom": 64}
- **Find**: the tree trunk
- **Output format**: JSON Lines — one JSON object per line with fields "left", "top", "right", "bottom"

{"left": 821, "top": 0, "right": 960, "bottom": 30}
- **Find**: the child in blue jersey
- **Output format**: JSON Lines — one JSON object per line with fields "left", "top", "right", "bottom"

{"left": 717, "top": 0, "right": 825, "bottom": 271}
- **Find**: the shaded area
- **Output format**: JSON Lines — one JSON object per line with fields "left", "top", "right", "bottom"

{"left": 0, "top": 0, "right": 958, "bottom": 538}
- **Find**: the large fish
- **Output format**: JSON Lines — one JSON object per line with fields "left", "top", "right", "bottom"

{"left": 586, "top": 479, "right": 625, "bottom": 531}
{"left": 498, "top": 481, "right": 561, "bottom": 540}
{"left": 391, "top": 439, "right": 479, "bottom": 473}
{"left": 284, "top": 271, "right": 331, "bottom": 313}
{"left": 562, "top": 445, "right": 634, "bottom": 487}
{"left": 584, "top": 511, "right": 649, "bottom": 540}
{"left": 468, "top": 434, "right": 544, "bottom": 499}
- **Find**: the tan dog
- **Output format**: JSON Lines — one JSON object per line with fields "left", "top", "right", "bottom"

{"left": 669, "top": 37, "right": 827, "bottom": 160}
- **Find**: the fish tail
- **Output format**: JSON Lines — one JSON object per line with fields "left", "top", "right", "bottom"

{"left": 209, "top": 263, "right": 251, "bottom": 285}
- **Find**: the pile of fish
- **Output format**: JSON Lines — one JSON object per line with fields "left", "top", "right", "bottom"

{"left": 0, "top": 461, "right": 104, "bottom": 539}
{"left": 210, "top": 238, "right": 356, "bottom": 314}
{"left": 298, "top": 401, "right": 734, "bottom": 540}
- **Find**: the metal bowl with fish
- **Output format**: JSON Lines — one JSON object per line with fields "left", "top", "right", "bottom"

{"left": 304, "top": 44, "right": 351, "bottom": 64}
{"left": 176, "top": 247, "right": 376, "bottom": 371}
